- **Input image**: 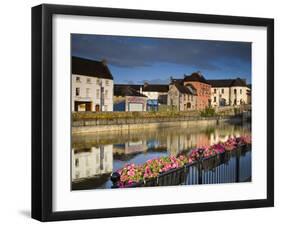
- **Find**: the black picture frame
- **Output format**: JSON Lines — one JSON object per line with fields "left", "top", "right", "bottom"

{"left": 32, "top": 4, "right": 274, "bottom": 222}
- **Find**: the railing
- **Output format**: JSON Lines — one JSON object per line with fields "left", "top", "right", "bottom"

{"left": 111, "top": 144, "right": 251, "bottom": 188}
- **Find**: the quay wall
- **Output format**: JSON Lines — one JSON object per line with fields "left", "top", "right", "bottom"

{"left": 72, "top": 115, "right": 243, "bottom": 134}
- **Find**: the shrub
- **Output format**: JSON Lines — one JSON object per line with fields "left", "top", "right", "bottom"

{"left": 200, "top": 107, "right": 216, "bottom": 117}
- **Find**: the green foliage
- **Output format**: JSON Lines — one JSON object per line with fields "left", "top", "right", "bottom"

{"left": 200, "top": 107, "right": 217, "bottom": 117}
{"left": 72, "top": 109, "right": 199, "bottom": 121}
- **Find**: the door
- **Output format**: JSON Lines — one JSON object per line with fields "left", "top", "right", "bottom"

{"left": 86, "top": 102, "right": 92, "bottom": 111}
{"left": 95, "top": 104, "right": 100, "bottom": 112}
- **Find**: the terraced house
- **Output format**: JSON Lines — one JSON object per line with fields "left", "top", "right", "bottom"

{"left": 72, "top": 56, "right": 114, "bottom": 112}
{"left": 207, "top": 78, "right": 249, "bottom": 107}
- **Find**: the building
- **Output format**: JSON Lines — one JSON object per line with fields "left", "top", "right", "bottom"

{"left": 113, "top": 83, "right": 169, "bottom": 111}
{"left": 207, "top": 78, "right": 249, "bottom": 107}
{"left": 167, "top": 80, "right": 197, "bottom": 111}
{"left": 183, "top": 72, "right": 212, "bottom": 110}
{"left": 114, "top": 85, "right": 148, "bottom": 111}
{"left": 140, "top": 83, "right": 169, "bottom": 111}
{"left": 72, "top": 56, "right": 114, "bottom": 112}
{"left": 247, "top": 84, "right": 251, "bottom": 105}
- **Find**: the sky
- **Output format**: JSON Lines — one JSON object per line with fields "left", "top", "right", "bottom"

{"left": 71, "top": 34, "right": 252, "bottom": 84}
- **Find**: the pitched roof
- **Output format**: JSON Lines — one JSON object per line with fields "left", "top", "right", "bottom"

{"left": 173, "top": 82, "right": 196, "bottom": 95}
{"left": 114, "top": 84, "right": 142, "bottom": 90}
{"left": 114, "top": 84, "right": 169, "bottom": 93}
{"left": 142, "top": 84, "right": 169, "bottom": 92}
{"left": 207, "top": 78, "right": 247, "bottom": 87}
{"left": 114, "top": 85, "right": 147, "bottom": 97}
{"left": 231, "top": 78, "right": 247, "bottom": 87}
{"left": 184, "top": 72, "right": 209, "bottom": 84}
{"left": 72, "top": 56, "right": 113, "bottom": 80}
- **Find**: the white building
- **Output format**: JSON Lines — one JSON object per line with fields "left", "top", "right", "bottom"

{"left": 140, "top": 83, "right": 169, "bottom": 103}
{"left": 72, "top": 56, "right": 114, "bottom": 112}
{"left": 207, "top": 78, "right": 249, "bottom": 107}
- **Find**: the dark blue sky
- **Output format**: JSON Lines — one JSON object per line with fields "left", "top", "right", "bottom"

{"left": 72, "top": 34, "right": 252, "bottom": 84}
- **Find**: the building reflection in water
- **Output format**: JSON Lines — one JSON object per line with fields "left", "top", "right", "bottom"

{"left": 72, "top": 145, "right": 113, "bottom": 182}
{"left": 72, "top": 122, "right": 251, "bottom": 188}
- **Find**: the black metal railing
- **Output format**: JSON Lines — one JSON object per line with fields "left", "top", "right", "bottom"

{"left": 111, "top": 144, "right": 251, "bottom": 188}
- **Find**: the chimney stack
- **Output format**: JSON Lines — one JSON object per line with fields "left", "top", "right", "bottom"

{"left": 101, "top": 59, "right": 107, "bottom": 66}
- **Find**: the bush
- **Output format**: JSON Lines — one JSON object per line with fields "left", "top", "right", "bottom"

{"left": 72, "top": 109, "right": 200, "bottom": 121}
{"left": 200, "top": 107, "right": 216, "bottom": 117}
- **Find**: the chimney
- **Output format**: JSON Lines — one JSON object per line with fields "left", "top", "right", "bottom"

{"left": 144, "top": 82, "right": 148, "bottom": 87}
{"left": 101, "top": 59, "right": 107, "bottom": 66}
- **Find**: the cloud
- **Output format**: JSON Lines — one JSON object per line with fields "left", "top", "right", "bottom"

{"left": 71, "top": 34, "right": 251, "bottom": 72}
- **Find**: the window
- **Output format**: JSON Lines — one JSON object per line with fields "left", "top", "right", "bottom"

{"left": 96, "top": 79, "right": 101, "bottom": 85}
{"left": 105, "top": 90, "right": 108, "bottom": 98}
{"left": 105, "top": 80, "right": 109, "bottom": 86}
{"left": 75, "top": 158, "right": 79, "bottom": 167}
{"left": 86, "top": 88, "right": 90, "bottom": 97}
{"left": 96, "top": 89, "right": 100, "bottom": 99}
{"left": 234, "top": 89, "right": 237, "bottom": 94}
{"left": 104, "top": 105, "right": 108, "bottom": 111}
{"left": 191, "top": 95, "right": 193, "bottom": 101}
{"left": 221, "top": 89, "right": 224, "bottom": 94}
{"left": 240, "top": 89, "right": 242, "bottom": 94}
{"left": 86, "top": 78, "right": 91, "bottom": 83}
{"left": 76, "top": 76, "right": 80, "bottom": 82}
{"left": 214, "top": 88, "right": 217, "bottom": 94}
{"left": 214, "top": 96, "right": 216, "bottom": 102}
{"left": 75, "top": 88, "right": 80, "bottom": 96}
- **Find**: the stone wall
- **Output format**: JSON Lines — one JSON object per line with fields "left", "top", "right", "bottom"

{"left": 72, "top": 115, "right": 242, "bottom": 134}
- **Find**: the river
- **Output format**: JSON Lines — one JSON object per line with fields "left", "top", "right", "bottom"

{"left": 71, "top": 121, "right": 251, "bottom": 190}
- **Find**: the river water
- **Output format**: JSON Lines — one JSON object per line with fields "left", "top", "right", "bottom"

{"left": 72, "top": 121, "right": 251, "bottom": 190}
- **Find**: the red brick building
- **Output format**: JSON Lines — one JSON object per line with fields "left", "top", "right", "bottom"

{"left": 183, "top": 72, "right": 211, "bottom": 110}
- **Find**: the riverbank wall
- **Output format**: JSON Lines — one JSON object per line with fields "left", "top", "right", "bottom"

{"left": 72, "top": 115, "right": 243, "bottom": 134}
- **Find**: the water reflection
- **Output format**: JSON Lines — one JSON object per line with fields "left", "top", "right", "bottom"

{"left": 72, "top": 122, "right": 251, "bottom": 190}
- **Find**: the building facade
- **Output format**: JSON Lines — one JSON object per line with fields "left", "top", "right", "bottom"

{"left": 140, "top": 83, "right": 169, "bottom": 111}
{"left": 167, "top": 81, "right": 197, "bottom": 111}
{"left": 113, "top": 85, "right": 148, "bottom": 112}
{"left": 183, "top": 72, "right": 212, "bottom": 110}
{"left": 72, "top": 56, "right": 114, "bottom": 112}
{"left": 207, "top": 78, "right": 249, "bottom": 107}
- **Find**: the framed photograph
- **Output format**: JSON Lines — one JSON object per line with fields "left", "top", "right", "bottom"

{"left": 32, "top": 4, "right": 274, "bottom": 221}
